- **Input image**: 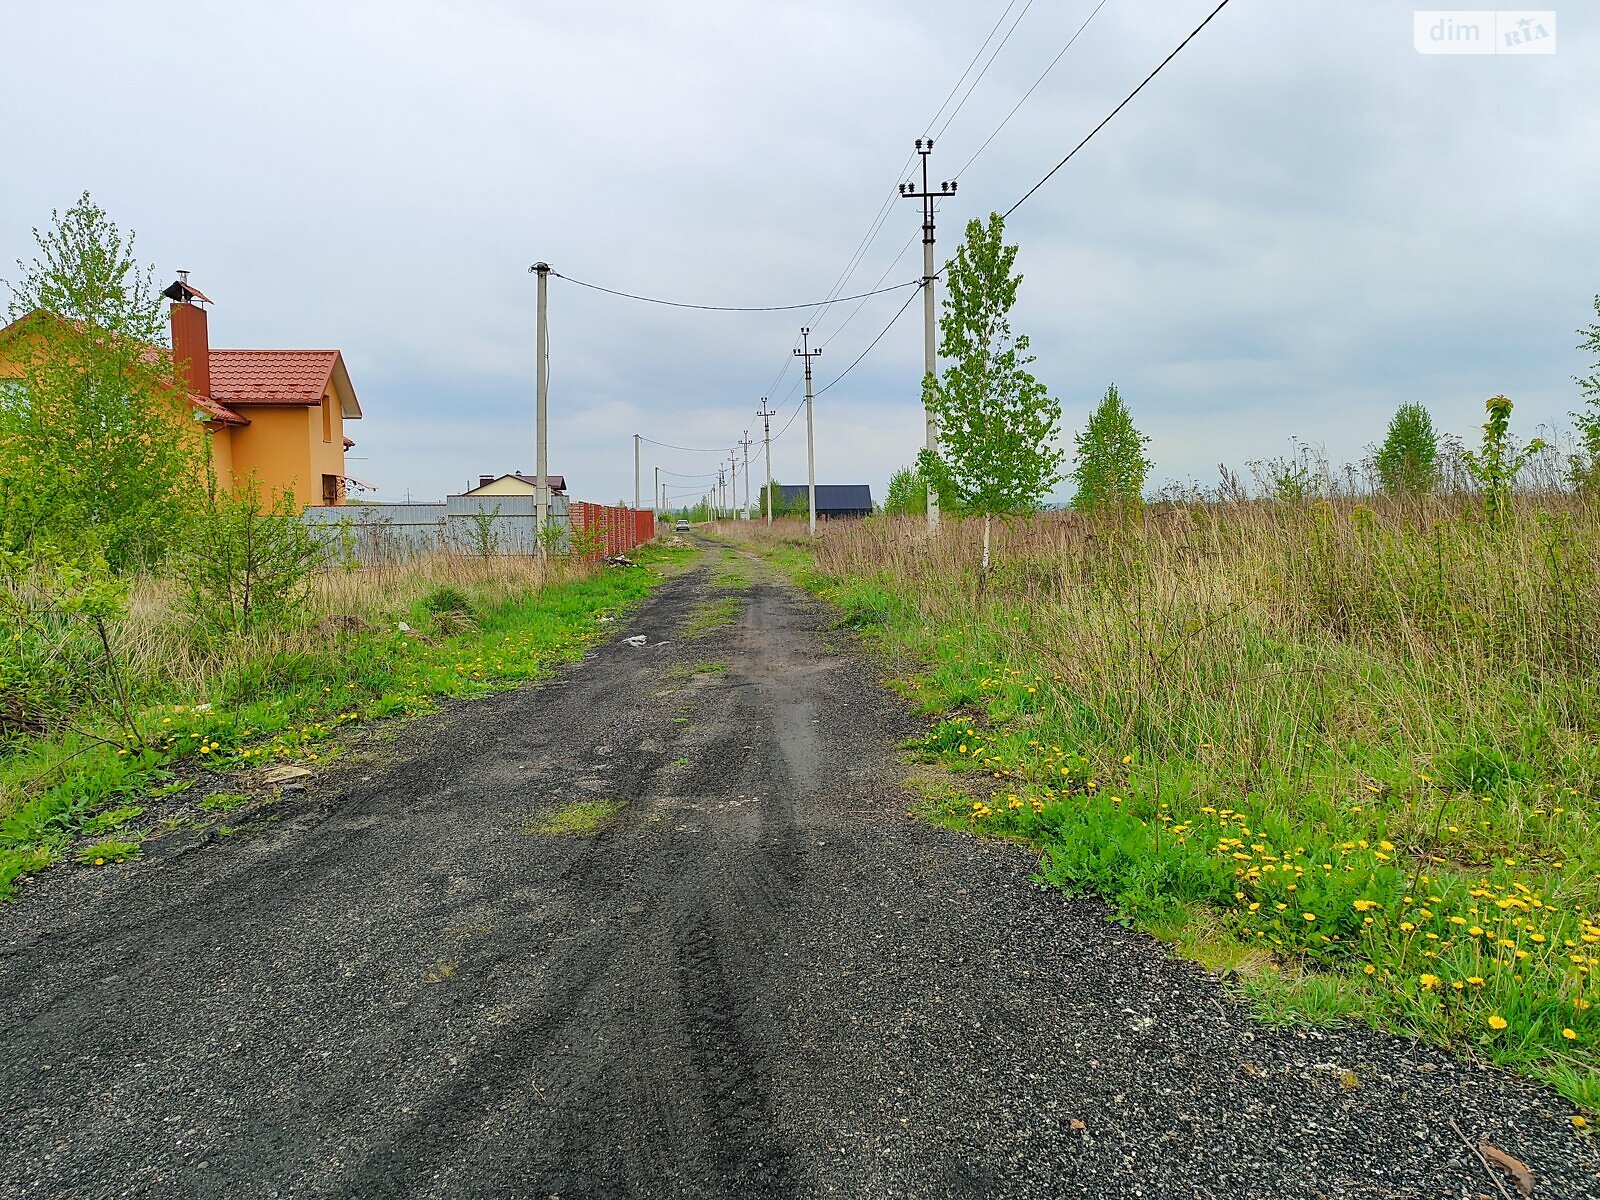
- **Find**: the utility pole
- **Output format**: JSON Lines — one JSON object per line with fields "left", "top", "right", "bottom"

{"left": 531, "top": 262, "right": 552, "bottom": 555}
{"left": 653, "top": 465, "right": 660, "bottom": 516}
{"left": 794, "top": 327, "right": 821, "bottom": 537}
{"left": 633, "top": 433, "right": 641, "bottom": 513}
{"left": 757, "top": 398, "right": 776, "bottom": 525}
{"left": 739, "top": 430, "right": 753, "bottom": 520}
{"left": 717, "top": 466, "right": 726, "bottom": 519}
{"left": 899, "top": 140, "right": 955, "bottom": 535}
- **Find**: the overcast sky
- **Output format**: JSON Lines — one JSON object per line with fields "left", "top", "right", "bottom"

{"left": 3, "top": 1, "right": 1596, "bottom": 508}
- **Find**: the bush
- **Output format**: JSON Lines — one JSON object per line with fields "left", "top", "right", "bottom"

{"left": 0, "top": 544, "right": 132, "bottom": 739}
{"left": 180, "top": 472, "right": 327, "bottom": 635}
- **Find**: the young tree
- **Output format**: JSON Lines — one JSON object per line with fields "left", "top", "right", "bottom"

{"left": 882, "top": 462, "right": 957, "bottom": 516}
{"left": 1374, "top": 402, "right": 1438, "bottom": 496}
{"left": 1571, "top": 295, "right": 1600, "bottom": 491}
{"left": 1069, "top": 384, "right": 1152, "bottom": 515}
{"left": 919, "top": 213, "right": 1063, "bottom": 572}
{"left": 1461, "top": 395, "right": 1544, "bottom": 522}
{"left": 0, "top": 194, "right": 202, "bottom": 569}
{"left": 882, "top": 466, "right": 921, "bottom": 516}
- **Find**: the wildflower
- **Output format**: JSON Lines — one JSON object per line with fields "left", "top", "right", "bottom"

{"left": 1303, "top": 912, "right": 1316, "bottom": 922}
{"left": 1562, "top": 1028, "right": 1578, "bottom": 1041}
{"left": 1466, "top": 976, "right": 1485, "bottom": 986}
{"left": 1352, "top": 900, "right": 1379, "bottom": 913}
{"left": 1363, "top": 964, "right": 1376, "bottom": 975}
{"left": 1575, "top": 1116, "right": 1589, "bottom": 1129}
{"left": 1419, "top": 974, "right": 1441, "bottom": 990}
{"left": 1488, "top": 1014, "right": 1509, "bottom": 1030}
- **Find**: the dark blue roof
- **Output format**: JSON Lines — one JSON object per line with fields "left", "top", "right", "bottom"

{"left": 776, "top": 484, "right": 873, "bottom": 511}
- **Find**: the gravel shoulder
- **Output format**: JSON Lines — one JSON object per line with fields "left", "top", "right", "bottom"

{"left": 1, "top": 545, "right": 1596, "bottom": 1199}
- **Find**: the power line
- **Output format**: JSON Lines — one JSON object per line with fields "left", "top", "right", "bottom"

{"left": 953, "top": 0, "right": 1111, "bottom": 179}
{"left": 930, "top": 0, "right": 1037, "bottom": 141}
{"left": 817, "top": 229, "right": 918, "bottom": 347}
{"left": 640, "top": 436, "right": 737, "bottom": 454}
{"left": 816, "top": 282, "right": 925, "bottom": 398}
{"left": 922, "top": 0, "right": 1023, "bottom": 137}
{"left": 1003, "top": 0, "right": 1231, "bottom": 220}
{"left": 799, "top": 0, "right": 1026, "bottom": 333}
{"left": 658, "top": 466, "right": 722, "bottom": 479}
{"left": 549, "top": 270, "right": 918, "bottom": 313}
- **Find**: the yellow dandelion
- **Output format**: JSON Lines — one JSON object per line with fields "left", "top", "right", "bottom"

{"left": 1488, "top": 1014, "right": 1509, "bottom": 1030}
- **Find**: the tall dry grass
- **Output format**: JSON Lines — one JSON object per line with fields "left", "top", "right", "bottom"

{"left": 724, "top": 494, "right": 1600, "bottom": 887}
{"left": 115, "top": 552, "right": 577, "bottom": 703}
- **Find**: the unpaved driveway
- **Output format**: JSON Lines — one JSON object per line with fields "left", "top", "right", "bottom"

{"left": 2, "top": 548, "right": 1595, "bottom": 1199}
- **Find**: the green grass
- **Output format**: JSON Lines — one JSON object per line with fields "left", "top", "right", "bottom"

{"left": 523, "top": 798, "right": 626, "bottom": 837}
{"left": 728, "top": 511, "right": 1600, "bottom": 1114}
{"left": 683, "top": 595, "right": 741, "bottom": 638}
{"left": 0, "top": 543, "right": 691, "bottom": 899}
{"left": 199, "top": 792, "right": 250, "bottom": 812}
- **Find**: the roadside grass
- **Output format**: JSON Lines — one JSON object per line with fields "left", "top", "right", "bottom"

{"left": 523, "top": 798, "right": 626, "bottom": 837}
{"left": 0, "top": 543, "right": 690, "bottom": 900}
{"left": 722, "top": 507, "right": 1600, "bottom": 1113}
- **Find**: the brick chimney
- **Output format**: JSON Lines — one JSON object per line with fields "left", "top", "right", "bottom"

{"left": 165, "top": 271, "right": 211, "bottom": 396}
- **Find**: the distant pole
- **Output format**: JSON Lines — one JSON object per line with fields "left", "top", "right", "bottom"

{"left": 740, "top": 429, "right": 753, "bottom": 520}
{"left": 531, "top": 262, "right": 552, "bottom": 555}
{"left": 633, "top": 433, "right": 641, "bottom": 513}
{"left": 654, "top": 465, "right": 660, "bottom": 516}
{"left": 795, "top": 327, "right": 821, "bottom": 538}
{"left": 717, "top": 466, "right": 726, "bottom": 519}
{"left": 899, "top": 140, "right": 955, "bottom": 535}
{"left": 757, "top": 398, "right": 775, "bottom": 525}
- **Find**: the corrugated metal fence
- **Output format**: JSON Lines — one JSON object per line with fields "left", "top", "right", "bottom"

{"left": 571, "top": 502, "right": 655, "bottom": 559}
{"left": 303, "top": 495, "right": 654, "bottom": 563}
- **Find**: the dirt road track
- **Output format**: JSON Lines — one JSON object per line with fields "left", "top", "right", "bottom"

{"left": 2, "top": 550, "right": 1595, "bottom": 1199}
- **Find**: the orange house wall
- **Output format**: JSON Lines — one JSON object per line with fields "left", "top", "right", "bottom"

{"left": 224, "top": 391, "right": 349, "bottom": 509}
{"left": 227, "top": 405, "right": 316, "bottom": 508}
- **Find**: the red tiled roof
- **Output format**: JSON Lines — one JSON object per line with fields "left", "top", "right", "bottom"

{"left": 190, "top": 392, "right": 249, "bottom": 426}
{"left": 208, "top": 350, "right": 339, "bottom": 406}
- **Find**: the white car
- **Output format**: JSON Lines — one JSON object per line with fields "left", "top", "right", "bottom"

{"left": 674, "top": 519, "right": 691, "bottom": 533}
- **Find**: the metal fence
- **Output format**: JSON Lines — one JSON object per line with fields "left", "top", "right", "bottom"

{"left": 303, "top": 496, "right": 654, "bottom": 563}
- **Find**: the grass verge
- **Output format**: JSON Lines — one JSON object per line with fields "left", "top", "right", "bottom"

{"left": 1, "top": 543, "right": 690, "bottom": 900}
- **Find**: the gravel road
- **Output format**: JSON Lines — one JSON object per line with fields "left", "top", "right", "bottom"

{"left": 2, "top": 547, "right": 1596, "bottom": 1199}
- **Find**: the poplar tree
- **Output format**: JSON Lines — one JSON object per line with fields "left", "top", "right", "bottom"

{"left": 919, "top": 213, "right": 1062, "bottom": 572}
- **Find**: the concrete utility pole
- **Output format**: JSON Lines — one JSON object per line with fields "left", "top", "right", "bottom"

{"left": 531, "top": 262, "right": 552, "bottom": 555}
{"left": 654, "top": 465, "right": 660, "bottom": 516}
{"left": 739, "top": 430, "right": 753, "bottom": 520}
{"left": 899, "top": 140, "right": 956, "bottom": 535}
{"left": 757, "top": 398, "right": 776, "bottom": 525}
{"left": 795, "top": 328, "right": 821, "bottom": 538}
{"left": 717, "top": 466, "right": 726, "bottom": 519}
{"left": 633, "top": 434, "right": 641, "bottom": 513}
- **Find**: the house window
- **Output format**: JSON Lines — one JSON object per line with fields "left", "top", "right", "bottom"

{"left": 321, "top": 474, "right": 341, "bottom": 505}
{"left": 321, "top": 395, "right": 333, "bottom": 442}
